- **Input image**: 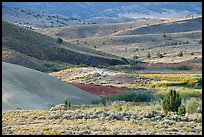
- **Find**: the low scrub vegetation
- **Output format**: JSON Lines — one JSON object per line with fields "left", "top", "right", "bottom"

{"left": 2, "top": 101, "right": 202, "bottom": 135}
{"left": 156, "top": 87, "right": 202, "bottom": 99}
{"left": 106, "top": 91, "right": 154, "bottom": 102}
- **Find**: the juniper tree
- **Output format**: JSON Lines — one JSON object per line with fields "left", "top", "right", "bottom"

{"left": 162, "top": 89, "right": 181, "bottom": 115}
{"left": 57, "top": 38, "right": 63, "bottom": 44}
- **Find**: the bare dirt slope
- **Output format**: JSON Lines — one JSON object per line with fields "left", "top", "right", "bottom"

{"left": 2, "top": 62, "right": 100, "bottom": 110}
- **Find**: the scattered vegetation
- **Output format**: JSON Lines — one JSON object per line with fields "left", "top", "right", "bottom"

{"left": 2, "top": 102, "right": 202, "bottom": 135}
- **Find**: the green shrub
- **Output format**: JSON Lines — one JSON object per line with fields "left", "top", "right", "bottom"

{"left": 111, "top": 104, "right": 122, "bottom": 111}
{"left": 156, "top": 87, "right": 202, "bottom": 99}
{"left": 176, "top": 87, "right": 202, "bottom": 99}
{"left": 162, "top": 89, "right": 181, "bottom": 115}
{"left": 197, "top": 77, "right": 202, "bottom": 87}
{"left": 44, "top": 131, "right": 61, "bottom": 135}
{"left": 187, "top": 98, "right": 199, "bottom": 114}
{"left": 178, "top": 104, "right": 186, "bottom": 116}
{"left": 91, "top": 100, "right": 101, "bottom": 105}
{"left": 146, "top": 52, "right": 151, "bottom": 58}
{"left": 107, "top": 91, "right": 154, "bottom": 102}
{"left": 198, "top": 40, "right": 202, "bottom": 44}
{"left": 101, "top": 96, "right": 107, "bottom": 106}
{"left": 57, "top": 38, "right": 63, "bottom": 44}
{"left": 157, "top": 52, "right": 163, "bottom": 58}
{"left": 132, "top": 55, "right": 139, "bottom": 60}
{"left": 163, "top": 34, "right": 166, "bottom": 38}
{"left": 64, "top": 98, "right": 71, "bottom": 109}
{"left": 172, "top": 65, "right": 192, "bottom": 70}
{"left": 178, "top": 51, "right": 183, "bottom": 57}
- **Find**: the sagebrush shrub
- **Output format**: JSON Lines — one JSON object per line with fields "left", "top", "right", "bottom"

{"left": 178, "top": 104, "right": 186, "bottom": 116}
{"left": 187, "top": 98, "right": 199, "bottom": 114}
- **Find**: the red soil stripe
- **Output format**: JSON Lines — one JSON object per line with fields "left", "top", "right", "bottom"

{"left": 70, "top": 83, "right": 126, "bottom": 97}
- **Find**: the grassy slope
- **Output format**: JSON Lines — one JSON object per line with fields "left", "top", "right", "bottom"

{"left": 36, "top": 16, "right": 201, "bottom": 40}
{"left": 2, "top": 62, "right": 100, "bottom": 110}
{"left": 36, "top": 16, "right": 202, "bottom": 63}
{"left": 2, "top": 21, "right": 128, "bottom": 71}
{"left": 36, "top": 19, "right": 164, "bottom": 39}
{"left": 113, "top": 17, "right": 202, "bottom": 36}
{"left": 69, "top": 30, "right": 202, "bottom": 63}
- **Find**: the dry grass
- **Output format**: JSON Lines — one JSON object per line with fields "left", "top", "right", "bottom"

{"left": 2, "top": 103, "right": 202, "bottom": 135}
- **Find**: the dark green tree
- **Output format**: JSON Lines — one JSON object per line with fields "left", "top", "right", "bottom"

{"left": 64, "top": 98, "right": 71, "bottom": 109}
{"left": 162, "top": 89, "right": 181, "bottom": 115}
{"left": 178, "top": 51, "right": 183, "bottom": 57}
{"left": 146, "top": 52, "right": 151, "bottom": 58}
{"left": 64, "top": 98, "right": 68, "bottom": 109}
{"left": 132, "top": 55, "right": 139, "bottom": 60}
{"left": 57, "top": 38, "right": 63, "bottom": 44}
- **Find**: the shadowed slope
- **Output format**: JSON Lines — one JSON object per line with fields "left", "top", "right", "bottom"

{"left": 2, "top": 21, "right": 127, "bottom": 70}
{"left": 113, "top": 17, "right": 202, "bottom": 36}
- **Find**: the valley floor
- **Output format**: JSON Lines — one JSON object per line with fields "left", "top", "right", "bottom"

{"left": 2, "top": 104, "right": 202, "bottom": 135}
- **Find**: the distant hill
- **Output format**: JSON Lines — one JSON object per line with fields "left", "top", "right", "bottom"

{"left": 3, "top": 2, "right": 201, "bottom": 20}
{"left": 2, "top": 62, "right": 100, "bottom": 110}
{"left": 112, "top": 17, "right": 202, "bottom": 36}
{"left": 2, "top": 4, "right": 134, "bottom": 29}
{"left": 2, "top": 4, "right": 84, "bottom": 29}
{"left": 2, "top": 21, "right": 128, "bottom": 72}
{"left": 37, "top": 16, "right": 202, "bottom": 40}
{"left": 36, "top": 19, "right": 163, "bottom": 39}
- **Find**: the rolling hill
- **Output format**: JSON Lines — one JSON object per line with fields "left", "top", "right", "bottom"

{"left": 2, "top": 21, "right": 128, "bottom": 72}
{"left": 112, "top": 17, "right": 202, "bottom": 36}
{"left": 37, "top": 16, "right": 201, "bottom": 40}
{"left": 36, "top": 19, "right": 164, "bottom": 39}
{"left": 2, "top": 62, "right": 100, "bottom": 110}
{"left": 2, "top": 4, "right": 87, "bottom": 29}
{"left": 3, "top": 2, "right": 201, "bottom": 20}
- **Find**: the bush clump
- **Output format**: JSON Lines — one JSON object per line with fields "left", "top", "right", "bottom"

{"left": 146, "top": 52, "right": 151, "bottom": 58}
{"left": 64, "top": 98, "right": 71, "bottom": 109}
{"left": 178, "top": 104, "right": 186, "bottom": 116}
{"left": 178, "top": 51, "right": 183, "bottom": 57}
{"left": 156, "top": 52, "right": 163, "bottom": 58}
{"left": 162, "top": 89, "right": 181, "bottom": 115}
{"left": 107, "top": 91, "right": 154, "bottom": 102}
{"left": 57, "top": 38, "right": 63, "bottom": 44}
{"left": 186, "top": 98, "right": 199, "bottom": 114}
{"left": 132, "top": 55, "right": 139, "bottom": 60}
